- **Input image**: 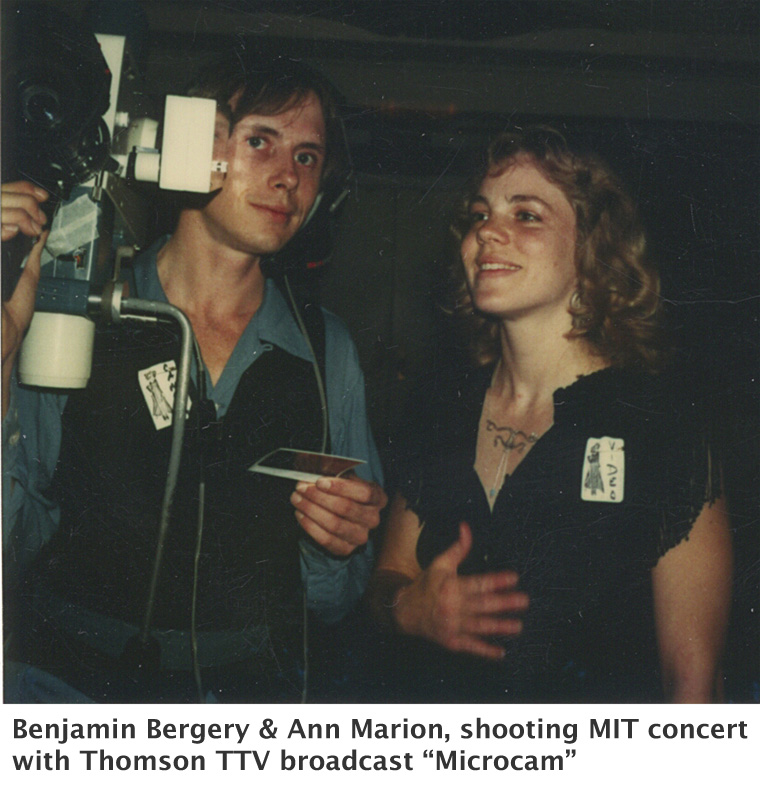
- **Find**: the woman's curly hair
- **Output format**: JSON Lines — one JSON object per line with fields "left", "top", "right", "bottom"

{"left": 450, "top": 126, "right": 668, "bottom": 372}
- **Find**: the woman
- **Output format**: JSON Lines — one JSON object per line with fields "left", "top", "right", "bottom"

{"left": 371, "top": 127, "right": 732, "bottom": 703}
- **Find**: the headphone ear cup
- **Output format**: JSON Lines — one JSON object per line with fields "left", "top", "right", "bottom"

{"left": 262, "top": 192, "right": 332, "bottom": 277}
{"left": 263, "top": 114, "right": 354, "bottom": 278}
{"left": 262, "top": 170, "right": 352, "bottom": 278}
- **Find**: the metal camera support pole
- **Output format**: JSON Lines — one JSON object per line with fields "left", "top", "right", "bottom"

{"left": 96, "top": 283, "right": 195, "bottom": 646}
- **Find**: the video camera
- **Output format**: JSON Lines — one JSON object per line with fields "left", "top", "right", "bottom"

{"left": 3, "top": 2, "right": 221, "bottom": 388}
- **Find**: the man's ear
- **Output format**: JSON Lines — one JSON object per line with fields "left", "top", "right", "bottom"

{"left": 209, "top": 170, "right": 227, "bottom": 192}
{"left": 209, "top": 112, "right": 231, "bottom": 191}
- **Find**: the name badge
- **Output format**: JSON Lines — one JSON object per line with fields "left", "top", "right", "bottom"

{"left": 137, "top": 361, "right": 190, "bottom": 430}
{"left": 581, "top": 436, "right": 625, "bottom": 503}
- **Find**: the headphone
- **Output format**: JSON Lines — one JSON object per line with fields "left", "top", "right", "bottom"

{"left": 261, "top": 116, "right": 354, "bottom": 279}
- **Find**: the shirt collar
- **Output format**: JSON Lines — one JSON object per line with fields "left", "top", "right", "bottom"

{"left": 133, "top": 236, "right": 168, "bottom": 301}
{"left": 255, "top": 279, "right": 314, "bottom": 362}
{"left": 134, "top": 236, "right": 313, "bottom": 363}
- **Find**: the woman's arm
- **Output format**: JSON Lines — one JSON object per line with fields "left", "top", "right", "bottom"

{"left": 370, "top": 493, "right": 528, "bottom": 660}
{"left": 651, "top": 495, "right": 733, "bottom": 702}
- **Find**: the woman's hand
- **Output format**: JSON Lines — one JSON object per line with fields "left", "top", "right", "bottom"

{"left": 393, "top": 521, "right": 528, "bottom": 660}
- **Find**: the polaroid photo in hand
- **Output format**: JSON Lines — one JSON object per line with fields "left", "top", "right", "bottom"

{"left": 248, "top": 448, "right": 365, "bottom": 482}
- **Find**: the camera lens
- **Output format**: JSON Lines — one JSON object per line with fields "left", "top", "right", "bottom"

{"left": 22, "top": 85, "right": 62, "bottom": 130}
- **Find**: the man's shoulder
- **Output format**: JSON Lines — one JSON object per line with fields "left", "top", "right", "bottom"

{"left": 263, "top": 284, "right": 359, "bottom": 374}
{"left": 318, "top": 307, "right": 360, "bottom": 364}
{"left": 319, "top": 306, "right": 351, "bottom": 339}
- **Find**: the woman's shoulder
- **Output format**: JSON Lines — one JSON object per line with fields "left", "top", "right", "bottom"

{"left": 389, "top": 361, "right": 490, "bottom": 496}
{"left": 404, "top": 360, "right": 491, "bottom": 430}
{"left": 554, "top": 365, "right": 705, "bottom": 431}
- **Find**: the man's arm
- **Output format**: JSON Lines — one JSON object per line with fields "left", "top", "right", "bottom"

{"left": 3, "top": 380, "right": 67, "bottom": 579}
{"left": 2, "top": 182, "right": 64, "bottom": 578}
{"left": 296, "top": 312, "right": 386, "bottom": 620}
{"left": 2, "top": 182, "right": 48, "bottom": 417}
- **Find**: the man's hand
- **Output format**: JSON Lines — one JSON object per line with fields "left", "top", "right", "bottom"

{"left": 2, "top": 182, "right": 50, "bottom": 417}
{"left": 393, "top": 522, "right": 528, "bottom": 659}
{"left": 290, "top": 475, "right": 388, "bottom": 556}
{"left": 2, "top": 181, "right": 48, "bottom": 242}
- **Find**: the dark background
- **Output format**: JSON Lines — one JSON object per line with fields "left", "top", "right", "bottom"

{"left": 3, "top": 0, "right": 758, "bottom": 701}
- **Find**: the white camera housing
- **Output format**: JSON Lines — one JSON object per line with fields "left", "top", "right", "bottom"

{"left": 128, "top": 96, "right": 220, "bottom": 192}
{"left": 158, "top": 95, "right": 218, "bottom": 192}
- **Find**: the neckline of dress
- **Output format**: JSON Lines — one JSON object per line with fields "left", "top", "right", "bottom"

{"left": 472, "top": 364, "right": 628, "bottom": 511}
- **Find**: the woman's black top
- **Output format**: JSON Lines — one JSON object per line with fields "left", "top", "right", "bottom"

{"left": 397, "top": 365, "right": 718, "bottom": 702}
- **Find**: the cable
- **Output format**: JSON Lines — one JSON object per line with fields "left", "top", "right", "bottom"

{"left": 282, "top": 273, "right": 331, "bottom": 704}
{"left": 191, "top": 480, "right": 206, "bottom": 703}
{"left": 282, "top": 273, "right": 328, "bottom": 455}
{"left": 301, "top": 591, "right": 309, "bottom": 705}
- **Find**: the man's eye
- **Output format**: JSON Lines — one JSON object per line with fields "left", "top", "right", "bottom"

{"left": 296, "top": 151, "right": 319, "bottom": 167}
{"left": 247, "top": 136, "right": 266, "bottom": 149}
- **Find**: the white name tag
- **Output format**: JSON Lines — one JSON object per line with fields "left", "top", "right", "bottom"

{"left": 581, "top": 436, "right": 625, "bottom": 503}
{"left": 137, "top": 361, "right": 190, "bottom": 430}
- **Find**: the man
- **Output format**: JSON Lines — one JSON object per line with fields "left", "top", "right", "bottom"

{"left": 2, "top": 53, "right": 386, "bottom": 702}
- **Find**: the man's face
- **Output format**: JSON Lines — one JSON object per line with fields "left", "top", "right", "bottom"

{"left": 201, "top": 91, "right": 326, "bottom": 257}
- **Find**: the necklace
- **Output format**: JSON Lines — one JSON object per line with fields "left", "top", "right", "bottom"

{"left": 482, "top": 362, "right": 550, "bottom": 502}
{"left": 485, "top": 418, "right": 540, "bottom": 498}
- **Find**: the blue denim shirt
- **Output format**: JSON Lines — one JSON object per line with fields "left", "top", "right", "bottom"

{"left": 3, "top": 237, "right": 383, "bottom": 625}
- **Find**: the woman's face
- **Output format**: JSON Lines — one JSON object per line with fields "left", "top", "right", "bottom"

{"left": 460, "top": 154, "right": 578, "bottom": 322}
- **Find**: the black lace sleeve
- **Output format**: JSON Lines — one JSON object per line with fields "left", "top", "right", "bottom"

{"left": 651, "top": 378, "right": 722, "bottom": 563}
{"left": 654, "top": 392, "right": 721, "bottom": 563}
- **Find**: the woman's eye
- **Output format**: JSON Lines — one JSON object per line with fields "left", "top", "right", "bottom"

{"left": 517, "top": 210, "right": 541, "bottom": 222}
{"left": 469, "top": 210, "right": 488, "bottom": 224}
{"left": 247, "top": 136, "right": 266, "bottom": 149}
{"left": 296, "top": 151, "right": 318, "bottom": 167}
